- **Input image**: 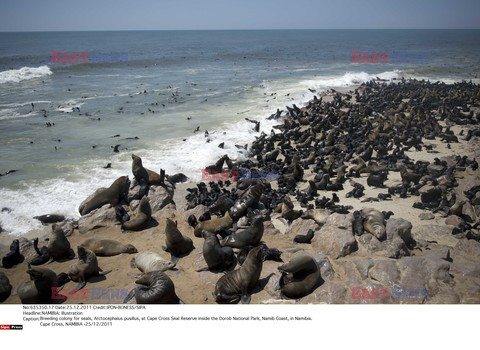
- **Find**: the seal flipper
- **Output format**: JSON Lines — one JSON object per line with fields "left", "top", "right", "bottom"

{"left": 240, "top": 294, "right": 251, "bottom": 304}
{"left": 123, "top": 289, "right": 136, "bottom": 303}
{"left": 98, "top": 269, "right": 112, "bottom": 276}
{"left": 74, "top": 281, "right": 87, "bottom": 290}
{"left": 130, "top": 257, "right": 137, "bottom": 269}
{"left": 195, "top": 266, "right": 210, "bottom": 272}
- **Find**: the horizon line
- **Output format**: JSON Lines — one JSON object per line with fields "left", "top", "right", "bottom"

{"left": 1, "top": 28, "right": 480, "bottom": 33}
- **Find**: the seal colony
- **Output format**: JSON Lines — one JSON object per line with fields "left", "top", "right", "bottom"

{"left": 1, "top": 79, "right": 479, "bottom": 304}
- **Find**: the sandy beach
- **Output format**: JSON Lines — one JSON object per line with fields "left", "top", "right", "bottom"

{"left": 1, "top": 80, "right": 479, "bottom": 304}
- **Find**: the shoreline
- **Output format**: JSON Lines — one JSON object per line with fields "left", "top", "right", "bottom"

{"left": 1, "top": 79, "right": 479, "bottom": 304}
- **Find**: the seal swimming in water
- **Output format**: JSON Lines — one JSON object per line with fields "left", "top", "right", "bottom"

{"left": 196, "top": 231, "right": 235, "bottom": 272}
{"left": 17, "top": 264, "right": 58, "bottom": 304}
{"left": 162, "top": 218, "right": 194, "bottom": 257}
{"left": 220, "top": 215, "right": 264, "bottom": 248}
{"left": 131, "top": 251, "right": 176, "bottom": 273}
{"left": 80, "top": 238, "right": 137, "bottom": 257}
{"left": 277, "top": 253, "right": 322, "bottom": 299}
{"left": 68, "top": 246, "right": 111, "bottom": 290}
{"left": 123, "top": 271, "right": 182, "bottom": 304}
{"left": 0, "top": 272, "right": 12, "bottom": 302}
{"left": 213, "top": 245, "right": 266, "bottom": 304}
{"left": 122, "top": 196, "right": 152, "bottom": 231}
{"left": 194, "top": 212, "right": 233, "bottom": 237}
{"left": 2, "top": 239, "right": 24, "bottom": 268}
{"left": 79, "top": 176, "right": 130, "bottom": 215}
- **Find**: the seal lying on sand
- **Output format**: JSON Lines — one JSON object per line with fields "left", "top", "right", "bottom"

{"left": 2, "top": 239, "right": 24, "bottom": 268}
{"left": 214, "top": 245, "right": 266, "bottom": 304}
{"left": 277, "top": 253, "right": 321, "bottom": 299}
{"left": 162, "top": 218, "right": 194, "bottom": 257}
{"left": 196, "top": 231, "right": 235, "bottom": 272}
{"left": 0, "top": 272, "right": 12, "bottom": 302}
{"left": 79, "top": 176, "right": 130, "bottom": 216}
{"left": 17, "top": 264, "right": 58, "bottom": 304}
{"left": 68, "top": 246, "right": 111, "bottom": 290}
{"left": 194, "top": 212, "right": 233, "bottom": 237}
{"left": 131, "top": 251, "right": 176, "bottom": 273}
{"left": 220, "top": 215, "right": 264, "bottom": 248}
{"left": 122, "top": 196, "right": 152, "bottom": 231}
{"left": 80, "top": 238, "right": 137, "bottom": 257}
{"left": 124, "top": 271, "right": 182, "bottom": 304}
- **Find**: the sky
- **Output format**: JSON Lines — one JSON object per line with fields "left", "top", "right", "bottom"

{"left": 0, "top": 0, "right": 479, "bottom": 31}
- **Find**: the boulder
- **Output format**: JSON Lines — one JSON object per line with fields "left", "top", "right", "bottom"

{"left": 78, "top": 204, "right": 119, "bottom": 233}
{"left": 312, "top": 223, "right": 357, "bottom": 259}
{"left": 148, "top": 185, "right": 175, "bottom": 212}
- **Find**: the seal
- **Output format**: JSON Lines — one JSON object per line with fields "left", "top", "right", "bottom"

{"left": 123, "top": 271, "right": 182, "bottom": 304}
{"left": 194, "top": 212, "right": 233, "bottom": 238}
{"left": 228, "top": 183, "right": 265, "bottom": 221}
{"left": 213, "top": 245, "right": 265, "bottom": 304}
{"left": 122, "top": 196, "right": 152, "bottom": 231}
{"left": 361, "top": 208, "right": 386, "bottom": 240}
{"left": 277, "top": 253, "right": 321, "bottom": 299}
{"left": 187, "top": 214, "right": 198, "bottom": 228}
{"left": 30, "top": 237, "right": 50, "bottom": 265}
{"left": 131, "top": 154, "right": 149, "bottom": 185}
{"left": 33, "top": 214, "right": 65, "bottom": 224}
{"left": 0, "top": 272, "right": 12, "bottom": 302}
{"left": 47, "top": 224, "right": 72, "bottom": 261}
{"left": 68, "top": 246, "right": 111, "bottom": 290}
{"left": 294, "top": 229, "right": 315, "bottom": 244}
{"left": 220, "top": 215, "right": 264, "bottom": 248}
{"left": 352, "top": 210, "right": 365, "bottom": 236}
{"left": 196, "top": 231, "right": 235, "bottom": 272}
{"left": 17, "top": 264, "right": 58, "bottom": 304}
{"left": 162, "top": 218, "right": 194, "bottom": 257}
{"left": 79, "top": 176, "right": 130, "bottom": 215}
{"left": 80, "top": 238, "right": 138, "bottom": 257}
{"left": 131, "top": 251, "right": 176, "bottom": 273}
{"left": 2, "top": 239, "right": 24, "bottom": 268}
{"left": 237, "top": 244, "right": 282, "bottom": 265}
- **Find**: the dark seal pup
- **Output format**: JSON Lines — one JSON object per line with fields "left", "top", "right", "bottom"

{"left": 122, "top": 196, "right": 152, "bottom": 231}
{"left": 214, "top": 245, "right": 265, "bottom": 304}
{"left": 220, "top": 215, "right": 264, "bottom": 249}
{"left": 124, "top": 271, "right": 182, "bottom": 304}
{"left": 196, "top": 231, "right": 235, "bottom": 272}
{"left": 162, "top": 218, "right": 194, "bottom": 257}
{"left": 2, "top": 239, "right": 24, "bottom": 268}
{"left": 79, "top": 176, "right": 130, "bottom": 215}
{"left": 0, "top": 272, "right": 12, "bottom": 302}
{"left": 277, "top": 253, "right": 321, "bottom": 299}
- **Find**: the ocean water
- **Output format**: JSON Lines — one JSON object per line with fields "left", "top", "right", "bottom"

{"left": 0, "top": 29, "right": 479, "bottom": 235}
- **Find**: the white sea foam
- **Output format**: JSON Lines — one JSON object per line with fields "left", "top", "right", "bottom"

{"left": 0, "top": 66, "right": 53, "bottom": 84}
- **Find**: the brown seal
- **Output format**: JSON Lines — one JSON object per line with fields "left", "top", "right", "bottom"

{"left": 213, "top": 245, "right": 265, "bottom": 304}
{"left": 123, "top": 271, "right": 182, "bottom": 304}
{"left": 80, "top": 238, "right": 137, "bottom": 256}
{"left": 47, "top": 224, "right": 72, "bottom": 261}
{"left": 362, "top": 208, "right": 386, "bottom": 240}
{"left": 220, "top": 215, "right": 264, "bottom": 249}
{"left": 17, "top": 264, "right": 58, "bottom": 304}
{"left": 68, "top": 246, "right": 111, "bottom": 290}
{"left": 131, "top": 154, "right": 149, "bottom": 185}
{"left": 196, "top": 231, "right": 235, "bottom": 272}
{"left": 0, "top": 272, "right": 12, "bottom": 302}
{"left": 162, "top": 218, "right": 194, "bottom": 257}
{"left": 79, "top": 176, "right": 130, "bottom": 215}
{"left": 122, "top": 196, "right": 152, "bottom": 231}
{"left": 277, "top": 253, "right": 321, "bottom": 299}
{"left": 194, "top": 212, "right": 233, "bottom": 238}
